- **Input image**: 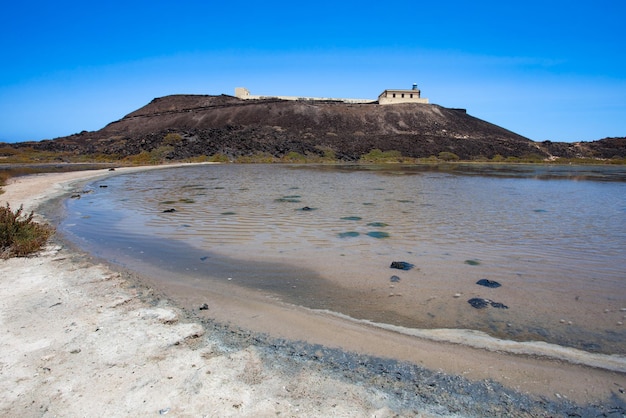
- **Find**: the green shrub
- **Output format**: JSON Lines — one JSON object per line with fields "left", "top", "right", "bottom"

{"left": 438, "top": 151, "right": 460, "bottom": 161}
{"left": 209, "top": 153, "right": 231, "bottom": 163}
{"left": 124, "top": 151, "right": 153, "bottom": 165}
{"left": 282, "top": 151, "right": 307, "bottom": 163}
{"left": 236, "top": 152, "right": 277, "bottom": 163}
{"left": 313, "top": 146, "right": 337, "bottom": 162}
{"left": 1, "top": 204, "right": 54, "bottom": 258}
{"left": 360, "top": 149, "right": 403, "bottom": 163}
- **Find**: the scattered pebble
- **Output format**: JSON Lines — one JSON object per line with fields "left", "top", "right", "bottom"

{"left": 199, "top": 303, "right": 209, "bottom": 311}
{"left": 390, "top": 275, "right": 401, "bottom": 283}
{"left": 453, "top": 293, "right": 462, "bottom": 298}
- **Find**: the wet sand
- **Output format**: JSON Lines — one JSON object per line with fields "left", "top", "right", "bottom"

{"left": 1, "top": 164, "right": 625, "bottom": 416}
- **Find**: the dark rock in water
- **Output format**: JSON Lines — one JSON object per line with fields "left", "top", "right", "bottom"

{"left": 468, "top": 298, "right": 509, "bottom": 309}
{"left": 302, "top": 206, "right": 313, "bottom": 211}
{"left": 390, "top": 261, "right": 414, "bottom": 271}
{"left": 109, "top": 168, "right": 116, "bottom": 171}
{"left": 70, "top": 194, "right": 81, "bottom": 199}
{"left": 162, "top": 208, "right": 177, "bottom": 213}
{"left": 99, "top": 185, "right": 108, "bottom": 188}
{"left": 468, "top": 298, "right": 490, "bottom": 309}
{"left": 390, "top": 275, "right": 401, "bottom": 283}
{"left": 199, "top": 303, "right": 209, "bottom": 311}
{"left": 476, "top": 279, "right": 501, "bottom": 288}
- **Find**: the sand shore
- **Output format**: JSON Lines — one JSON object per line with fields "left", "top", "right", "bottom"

{"left": 1, "top": 165, "right": 625, "bottom": 417}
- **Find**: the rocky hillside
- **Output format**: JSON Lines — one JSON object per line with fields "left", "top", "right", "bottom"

{"left": 25, "top": 94, "right": 625, "bottom": 161}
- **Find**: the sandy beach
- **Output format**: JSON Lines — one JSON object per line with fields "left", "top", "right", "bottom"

{"left": 1, "top": 165, "right": 625, "bottom": 417}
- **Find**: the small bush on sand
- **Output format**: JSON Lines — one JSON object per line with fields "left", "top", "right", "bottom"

{"left": 0, "top": 204, "right": 54, "bottom": 258}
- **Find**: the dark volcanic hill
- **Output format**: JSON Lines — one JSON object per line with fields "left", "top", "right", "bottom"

{"left": 28, "top": 94, "right": 624, "bottom": 161}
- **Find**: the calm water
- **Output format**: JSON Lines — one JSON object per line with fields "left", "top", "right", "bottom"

{"left": 60, "top": 164, "right": 626, "bottom": 355}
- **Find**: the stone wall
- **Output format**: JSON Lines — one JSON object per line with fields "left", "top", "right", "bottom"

{"left": 235, "top": 87, "right": 374, "bottom": 104}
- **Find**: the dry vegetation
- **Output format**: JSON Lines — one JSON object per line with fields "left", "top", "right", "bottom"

{"left": 0, "top": 203, "right": 54, "bottom": 258}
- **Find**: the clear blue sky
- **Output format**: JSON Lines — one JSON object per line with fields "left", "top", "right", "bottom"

{"left": 1, "top": 0, "right": 624, "bottom": 143}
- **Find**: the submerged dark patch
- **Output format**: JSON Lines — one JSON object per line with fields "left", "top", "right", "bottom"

{"left": 468, "top": 298, "right": 509, "bottom": 309}
{"left": 476, "top": 279, "right": 501, "bottom": 288}
{"left": 367, "top": 231, "right": 390, "bottom": 239}
{"left": 390, "top": 261, "right": 414, "bottom": 270}
{"left": 468, "top": 298, "right": 490, "bottom": 309}
{"left": 275, "top": 197, "right": 301, "bottom": 203}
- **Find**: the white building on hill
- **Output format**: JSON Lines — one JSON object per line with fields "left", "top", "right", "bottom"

{"left": 235, "top": 84, "right": 429, "bottom": 105}
{"left": 377, "top": 84, "right": 429, "bottom": 104}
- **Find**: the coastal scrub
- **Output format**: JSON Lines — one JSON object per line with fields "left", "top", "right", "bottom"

{"left": 0, "top": 203, "right": 54, "bottom": 258}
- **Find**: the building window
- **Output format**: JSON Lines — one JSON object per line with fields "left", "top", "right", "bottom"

{"left": 401, "top": 94, "right": 405, "bottom": 98}
{"left": 392, "top": 93, "right": 396, "bottom": 98}
{"left": 410, "top": 94, "right": 413, "bottom": 98}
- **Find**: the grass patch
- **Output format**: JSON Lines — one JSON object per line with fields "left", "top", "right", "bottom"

{"left": 1, "top": 203, "right": 55, "bottom": 258}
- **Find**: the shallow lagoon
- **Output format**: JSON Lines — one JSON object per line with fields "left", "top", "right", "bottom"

{"left": 61, "top": 164, "right": 626, "bottom": 355}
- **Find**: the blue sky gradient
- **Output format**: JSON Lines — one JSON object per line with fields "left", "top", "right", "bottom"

{"left": 1, "top": 0, "right": 624, "bottom": 143}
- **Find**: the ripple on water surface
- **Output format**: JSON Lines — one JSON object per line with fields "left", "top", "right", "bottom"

{"left": 61, "top": 164, "right": 626, "bottom": 356}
